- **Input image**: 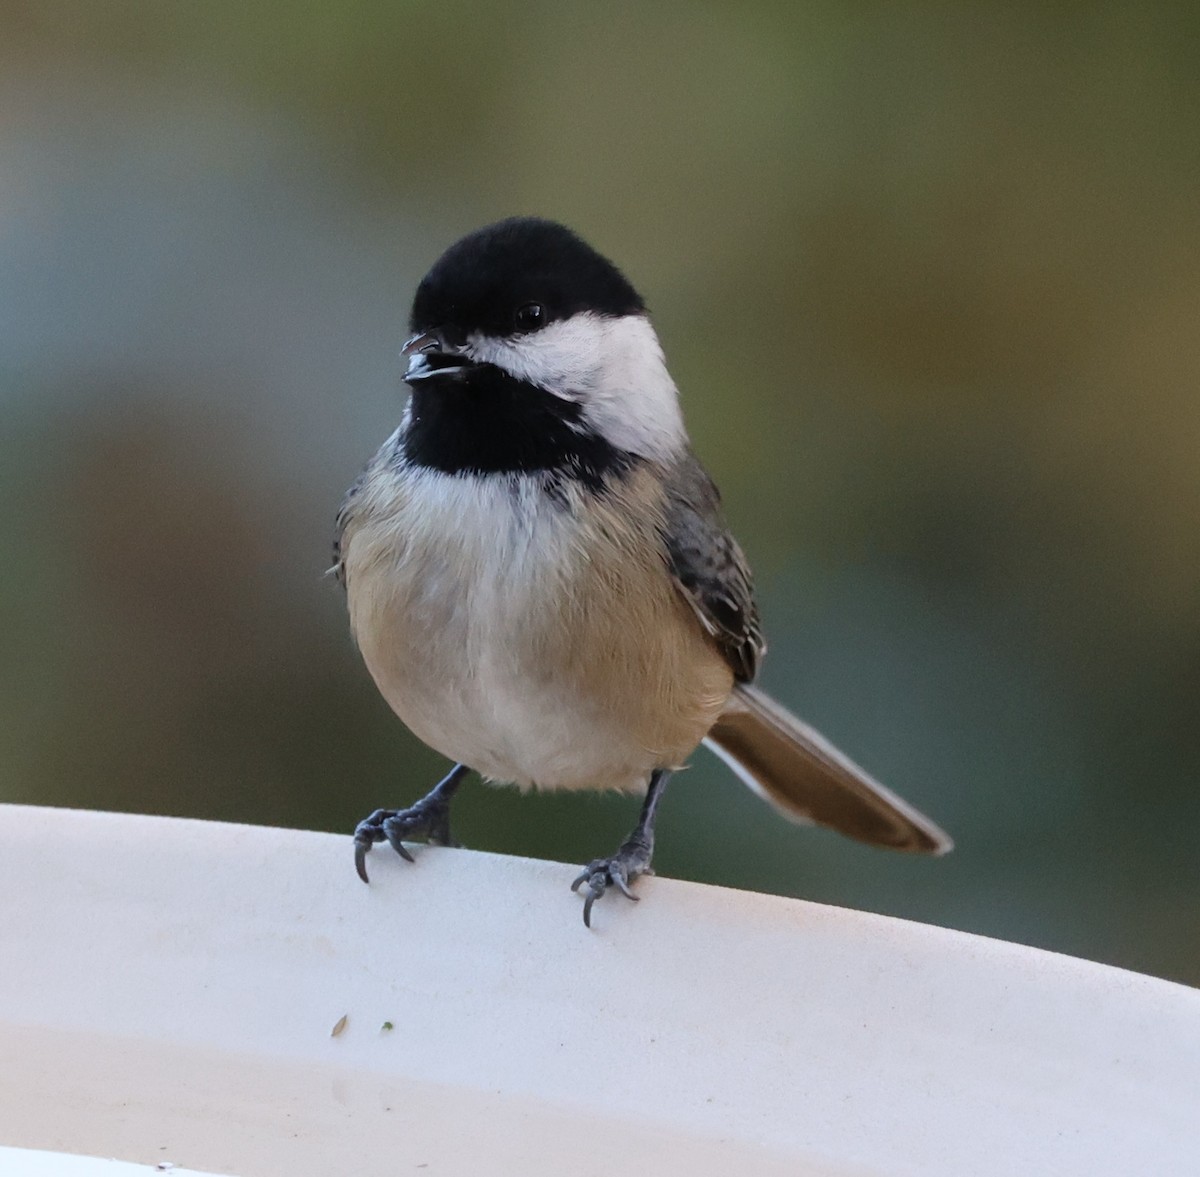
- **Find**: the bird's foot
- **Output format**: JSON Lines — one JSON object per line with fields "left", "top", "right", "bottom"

{"left": 354, "top": 797, "right": 456, "bottom": 881}
{"left": 354, "top": 764, "right": 469, "bottom": 883}
{"left": 570, "top": 834, "right": 654, "bottom": 929}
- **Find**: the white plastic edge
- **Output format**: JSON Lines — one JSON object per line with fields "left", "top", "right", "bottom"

{"left": 0, "top": 1146, "right": 220, "bottom": 1176}
{"left": 1, "top": 804, "right": 1197, "bottom": 1177}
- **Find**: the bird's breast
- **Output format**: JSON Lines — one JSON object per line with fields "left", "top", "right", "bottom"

{"left": 342, "top": 459, "right": 733, "bottom": 790}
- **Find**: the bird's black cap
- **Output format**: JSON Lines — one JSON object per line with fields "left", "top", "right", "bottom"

{"left": 410, "top": 217, "right": 646, "bottom": 340}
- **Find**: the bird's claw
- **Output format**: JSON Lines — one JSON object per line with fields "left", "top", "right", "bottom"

{"left": 570, "top": 844, "right": 652, "bottom": 928}
{"left": 353, "top": 800, "right": 455, "bottom": 883}
{"left": 354, "top": 838, "right": 371, "bottom": 883}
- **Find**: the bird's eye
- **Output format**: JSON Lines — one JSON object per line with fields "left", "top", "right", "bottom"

{"left": 514, "top": 302, "right": 546, "bottom": 332}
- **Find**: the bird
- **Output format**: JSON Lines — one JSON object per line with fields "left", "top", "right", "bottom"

{"left": 333, "top": 216, "right": 951, "bottom": 927}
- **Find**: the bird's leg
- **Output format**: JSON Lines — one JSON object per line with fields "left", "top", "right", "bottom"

{"left": 354, "top": 763, "right": 471, "bottom": 883}
{"left": 571, "top": 768, "right": 672, "bottom": 928}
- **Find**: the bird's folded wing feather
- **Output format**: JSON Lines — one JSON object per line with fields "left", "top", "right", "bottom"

{"left": 660, "top": 452, "right": 765, "bottom": 683}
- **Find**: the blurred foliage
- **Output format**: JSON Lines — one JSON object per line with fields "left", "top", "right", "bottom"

{"left": 1, "top": 1, "right": 1198, "bottom": 984}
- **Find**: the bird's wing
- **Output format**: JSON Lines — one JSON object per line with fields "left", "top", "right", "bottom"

{"left": 660, "top": 452, "right": 765, "bottom": 683}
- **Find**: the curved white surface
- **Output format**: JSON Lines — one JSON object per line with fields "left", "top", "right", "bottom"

{"left": 0, "top": 1146, "right": 220, "bottom": 1175}
{"left": 0, "top": 804, "right": 1197, "bottom": 1177}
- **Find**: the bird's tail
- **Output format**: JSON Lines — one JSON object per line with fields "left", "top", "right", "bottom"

{"left": 704, "top": 683, "right": 952, "bottom": 855}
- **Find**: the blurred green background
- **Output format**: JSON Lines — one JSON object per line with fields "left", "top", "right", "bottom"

{"left": 2, "top": 2, "right": 1198, "bottom": 984}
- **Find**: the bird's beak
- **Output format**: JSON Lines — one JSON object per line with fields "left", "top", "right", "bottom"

{"left": 402, "top": 331, "right": 476, "bottom": 385}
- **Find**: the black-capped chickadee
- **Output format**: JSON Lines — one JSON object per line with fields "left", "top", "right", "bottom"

{"left": 335, "top": 217, "right": 950, "bottom": 926}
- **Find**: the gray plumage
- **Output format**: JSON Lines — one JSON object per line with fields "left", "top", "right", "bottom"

{"left": 661, "top": 452, "right": 764, "bottom": 684}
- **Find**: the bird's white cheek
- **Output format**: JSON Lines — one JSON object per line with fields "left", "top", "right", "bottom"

{"left": 467, "top": 313, "right": 687, "bottom": 461}
{"left": 467, "top": 314, "right": 608, "bottom": 397}
{"left": 576, "top": 315, "right": 687, "bottom": 460}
